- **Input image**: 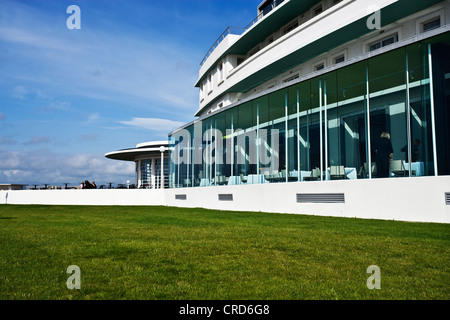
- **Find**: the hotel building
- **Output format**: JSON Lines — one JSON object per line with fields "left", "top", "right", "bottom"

{"left": 170, "top": 0, "right": 450, "bottom": 182}
{"left": 104, "top": 0, "right": 450, "bottom": 222}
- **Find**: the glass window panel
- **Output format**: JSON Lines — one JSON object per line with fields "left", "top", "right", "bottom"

{"left": 237, "top": 101, "right": 254, "bottom": 129}
{"left": 169, "top": 130, "right": 188, "bottom": 188}
{"left": 298, "top": 81, "right": 312, "bottom": 175}
{"left": 236, "top": 102, "right": 256, "bottom": 178}
{"left": 227, "top": 107, "right": 239, "bottom": 181}
{"left": 255, "top": 95, "right": 272, "bottom": 177}
{"left": 321, "top": 72, "right": 338, "bottom": 180}
{"left": 215, "top": 111, "right": 228, "bottom": 185}
{"left": 287, "top": 84, "right": 300, "bottom": 179}
{"left": 186, "top": 125, "right": 194, "bottom": 187}
{"left": 336, "top": 61, "right": 368, "bottom": 180}
{"left": 369, "top": 49, "right": 408, "bottom": 178}
{"left": 193, "top": 121, "right": 203, "bottom": 187}
{"left": 269, "top": 89, "right": 286, "bottom": 121}
{"left": 140, "top": 160, "right": 151, "bottom": 189}
{"left": 168, "top": 135, "right": 176, "bottom": 188}
{"left": 310, "top": 77, "right": 325, "bottom": 179}
{"left": 269, "top": 89, "right": 287, "bottom": 179}
{"left": 427, "top": 33, "right": 450, "bottom": 176}
{"left": 201, "top": 118, "right": 213, "bottom": 186}
{"left": 406, "top": 42, "right": 434, "bottom": 177}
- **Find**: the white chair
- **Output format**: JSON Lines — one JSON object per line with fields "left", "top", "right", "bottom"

{"left": 390, "top": 160, "right": 406, "bottom": 176}
{"left": 363, "top": 162, "right": 377, "bottom": 178}
{"left": 330, "top": 165, "right": 346, "bottom": 180}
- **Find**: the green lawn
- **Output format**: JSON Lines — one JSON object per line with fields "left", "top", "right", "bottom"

{"left": 0, "top": 204, "right": 448, "bottom": 300}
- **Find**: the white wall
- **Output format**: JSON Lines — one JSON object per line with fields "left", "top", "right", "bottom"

{"left": 2, "top": 176, "right": 449, "bottom": 224}
{"left": 0, "top": 189, "right": 165, "bottom": 206}
{"left": 165, "top": 176, "right": 450, "bottom": 223}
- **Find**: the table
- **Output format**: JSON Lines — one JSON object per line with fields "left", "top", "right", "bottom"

{"left": 403, "top": 161, "right": 424, "bottom": 176}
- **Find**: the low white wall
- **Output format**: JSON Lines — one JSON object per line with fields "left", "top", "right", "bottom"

{"left": 0, "top": 189, "right": 165, "bottom": 206}
{"left": 166, "top": 176, "right": 450, "bottom": 224}
{"left": 1, "top": 176, "right": 449, "bottom": 224}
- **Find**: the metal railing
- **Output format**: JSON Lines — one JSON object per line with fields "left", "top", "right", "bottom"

{"left": 199, "top": 1, "right": 286, "bottom": 66}
{"left": 199, "top": 27, "right": 245, "bottom": 66}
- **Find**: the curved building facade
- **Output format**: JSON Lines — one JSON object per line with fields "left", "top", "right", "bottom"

{"left": 169, "top": 0, "right": 450, "bottom": 189}
{"left": 106, "top": 141, "right": 169, "bottom": 189}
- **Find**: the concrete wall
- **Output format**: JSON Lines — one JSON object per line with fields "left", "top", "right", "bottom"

{"left": 1, "top": 176, "right": 449, "bottom": 224}
{"left": 0, "top": 189, "right": 165, "bottom": 206}
{"left": 165, "top": 176, "right": 450, "bottom": 223}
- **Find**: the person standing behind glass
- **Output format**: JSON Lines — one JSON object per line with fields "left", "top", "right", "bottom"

{"left": 400, "top": 139, "right": 421, "bottom": 162}
{"left": 375, "top": 132, "right": 393, "bottom": 178}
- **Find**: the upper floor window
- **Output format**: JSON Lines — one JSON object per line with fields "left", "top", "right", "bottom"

{"left": 368, "top": 33, "right": 398, "bottom": 52}
{"left": 422, "top": 17, "right": 441, "bottom": 33}
{"left": 248, "top": 46, "right": 261, "bottom": 58}
{"left": 283, "top": 73, "right": 300, "bottom": 83}
{"left": 284, "top": 21, "right": 299, "bottom": 35}
{"left": 314, "top": 62, "right": 325, "bottom": 71}
{"left": 207, "top": 74, "right": 212, "bottom": 94}
{"left": 200, "top": 82, "right": 206, "bottom": 101}
{"left": 313, "top": 5, "right": 323, "bottom": 17}
{"left": 333, "top": 54, "right": 345, "bottom": 65}
{"left": 218, "top": 62, "right": 224, "bottom": 83}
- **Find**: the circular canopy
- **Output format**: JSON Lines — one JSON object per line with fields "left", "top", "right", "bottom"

{"left": 105, "top": 141, "right": 168, "bottom": 162}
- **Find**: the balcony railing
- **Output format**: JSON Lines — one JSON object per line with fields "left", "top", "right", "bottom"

{"left": 199, "top": 27, "right": 245, "bottom": 66}
{"left": 199, "top": 0, "right": 286, "bottom": 66}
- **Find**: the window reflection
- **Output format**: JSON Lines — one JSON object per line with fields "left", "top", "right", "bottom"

{"left": 169, "top": 34, "right": 450, "bottom": 187}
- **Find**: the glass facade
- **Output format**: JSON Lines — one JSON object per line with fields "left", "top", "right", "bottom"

{"left": 138, "top": 158, "right": 170, "bottom": 189}
{"left": 139, "top": 160, "right": 151, "bottom": 188}
{"left": 169, "top": 33, "right": 450, "bottom": 188}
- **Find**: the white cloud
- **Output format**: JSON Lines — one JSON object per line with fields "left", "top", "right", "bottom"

{"left": 0, "top": 148, "right": 134, "bottom": 186}
{"left": 119, "top": 117, "right": 185, "bottom": 132}
{"left": 0, "top": 26, "right": 81, "bottom": 54}
{"left": 1, "top": 18, "right": 199, "bottom": 113}
{"left": 86, "top": 113, "right": 100, "bottom": 124}
{"left": 13, "top": 85, "right": 28, "bottom": 99}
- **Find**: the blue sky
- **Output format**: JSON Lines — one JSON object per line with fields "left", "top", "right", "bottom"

{"left": 0, "top": 0, "right": 260, "bottom": 187}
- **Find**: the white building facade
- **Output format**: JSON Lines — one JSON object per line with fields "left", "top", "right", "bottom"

{"left": 167, "top": 0, "right": 450, "bottom": 222}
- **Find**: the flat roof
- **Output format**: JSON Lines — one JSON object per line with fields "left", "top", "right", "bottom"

{"left": 105, "top": 141, "right": 169, "bottom": 162}
{"left": 136, "top": 141, "right": 168, "bottom": 149}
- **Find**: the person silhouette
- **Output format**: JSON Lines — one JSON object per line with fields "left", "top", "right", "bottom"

{"left": 375, "top": 132, "right": 393, "bottom": 178}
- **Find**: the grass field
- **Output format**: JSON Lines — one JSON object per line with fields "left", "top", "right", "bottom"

{"left": 0, "top": 204, "right": 449, "bottom": 300}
